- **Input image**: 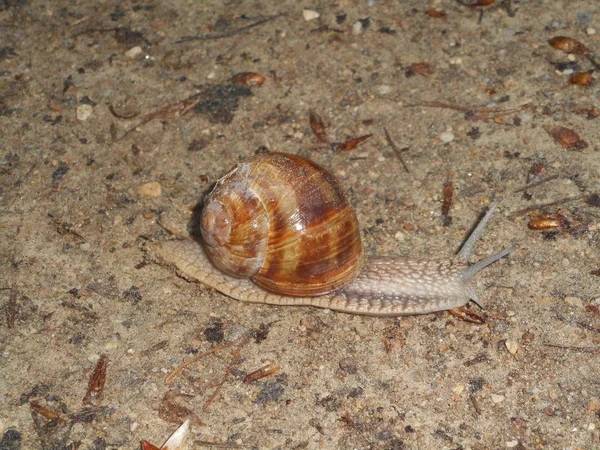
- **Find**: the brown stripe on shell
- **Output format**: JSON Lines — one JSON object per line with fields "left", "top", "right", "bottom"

{"left": 245, "top": 152, "right": 364, "bottom": 296}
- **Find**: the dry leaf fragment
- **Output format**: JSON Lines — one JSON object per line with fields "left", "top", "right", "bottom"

{"left": 548, "top": 36, "right": 588, "bottom": 55}
{"left": 544, "top": 125, "right": 588, "bottom": 150}
{"left": 230, "top": 72, "right": 266, "bottom": 86}
{"left": 569, "top": 72, "right": 594, "bottom": 86}
{"left": 141, "top": 419, "right": 190, "bottom": 450}
{"left": 158, "top": 391, "right": 204, "bottom": 427}
{"left": 83, "top": 354, "right": 108, "bottom": 406}
{"left": 309, "top": 110, "right": 329, "bottom": 143}
{"left": 243, "top": 363, "right": 281, "bottom": 383}
{"left": 527, "top": 212, "right": 570, "bottom": 231}
{"left": 333, "top": 134, "right": 373, "bottom": 151}
{"left": 406, "top": 62, "right": 436, "bottom": 77}
{"left": 425, "top": 9, "right": 447, "bottom": 18}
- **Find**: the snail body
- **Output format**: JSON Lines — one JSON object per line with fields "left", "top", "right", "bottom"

{"left": 155, "top": 152, "right": 515, "bottom": 317}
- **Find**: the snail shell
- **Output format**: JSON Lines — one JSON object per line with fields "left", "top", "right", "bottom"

{"left": 154, "top": 152, "right": 515, "bottom": 316}
{"left": 200, "top": 152, "right": 364, "bottom": 296}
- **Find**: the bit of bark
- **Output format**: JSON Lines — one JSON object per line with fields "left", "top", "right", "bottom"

{"left": 425, "top": 9, "right": 447, "bottom": 18}
{"left": 83, "top": 354, "right": 108, "bottom": 406}
{"left": 243, "top": 363, "right": 281, "bottom": 383}
{"left": 543, "top": 125, "right": 588, "bottom": 150}
{"left": 309, "top": 110, "right": 329, "bottom": 144}
{"left": 405, "top": 62, "right": 436, "bottom": 77}
{"left": 548, "top": 36, "right": 588, "bottom": 55}
{"left": 569, "top": 72, "right": 594, "bottom": 86}
{"left": 527, "top": 212, "right": 570, "bottom": 231}
{"left": 441, "top": 183, "right": 454, "bottom": 225}
{"left": 230, "top": 72, "right": 265, "bottom": 86}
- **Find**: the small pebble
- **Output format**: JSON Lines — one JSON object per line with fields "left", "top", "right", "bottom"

{"left": 130, "top": 422, "right": 139, "bottom": 432}
{"left": 506, "top": 440, "right": 519, "bottom": 448}
{"left": 440, "top": 131, "right": 455, "bottom": 143}
{"left": 491, "top": 394, "right": 505, "bottom": 403}
{"left": 587, "top": 27, "right": 596, "bottom": 35}
{"left": 80, "top": 243, "right": 91, "bottom": 251}
{"left": 352, "top": 21, "right": 363, "bottom": 34}
{"left": 136, "top": 181, "right": 162, "bottom": 197}
{"left": 564, "top": 296, "right": 583, "bottom": 308}
{"left": 303, "top": 9, "right": 320, "bottom": 21}
{"left": 452, "top": 385, "right": 465, "bottom": 395}
{"left": 505, "top": 340, "right": 519, "bottom": 355}
{"left": 77, "top": 104, "right": 93, "bottom": 121}
{"left": 125, "top": 46, "right": 143, "bottom": 58}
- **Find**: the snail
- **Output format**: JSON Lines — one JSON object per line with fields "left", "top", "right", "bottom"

{"left": 154, "top": 152, "right": 515, "bottom": 316}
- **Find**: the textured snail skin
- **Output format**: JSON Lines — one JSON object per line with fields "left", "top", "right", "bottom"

{"left": 155, "top": 239, "right": 476, "bottom": 316}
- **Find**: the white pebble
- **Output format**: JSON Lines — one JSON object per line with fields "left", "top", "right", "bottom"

{"left": 303, "top": 9, "right": 320, "bottom": 21}
{"left": 80, "top": 243, "right": 91, "bottom": 251}
{"left": 136, "top": 181, "right": 162, "bottom": 197}
{"left": 440, "top": 131, "right": 455, "bottom": 143}
{"left": 452, "top": 385, "right": 465, "bottom": 395}
{"left": 77, "top": 104, "right": 93, "bottom": 121}
{"left": 130, "top": 421, "right": 139, "bottom": 432}
{"left": 125, "top": 46, "right": 142, "bottom": 58}
{"left": 505, "top": 340, "right": 519, "bottom": 355}
{"left": 564, "top": 296, "right": 583, "bottom": 308}
{"left": 491, "top": 394, "right": 505, "bottom": 403}
{"left": 506, "top": 440, "right": 519, "bottom": 448}
{"left": 352, "top": 21, "right": 363, "bottom": 34}
{"left": 587, "top": 27, "right": 596, "bottom": 36}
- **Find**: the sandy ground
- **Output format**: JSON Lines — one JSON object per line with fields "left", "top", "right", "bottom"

{"left": 1, "top": 0, "right": 599, "bottom": 449}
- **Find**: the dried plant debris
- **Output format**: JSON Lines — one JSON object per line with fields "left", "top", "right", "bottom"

{"left": 141, "top": 419, "right": 190, "bottom": 450}
{"left": 441, "top": 182, "right": 454, "bottom": 226}
{"left": 405, "top": 62, "right": 436, "bottom": 77}
{"left": 548, "top": 36, "right": 588, "bottom": 55}
{"left": 22, "top": 384, "right": 115, "bottom": 450}
{"left": 309, "top": 109, "right": 329, "bottom": 144}
{"left": 543, "top": 125, "right": 588, "bottom": 150}
{"left": 332, "top": 134, "right": 373, "bottom": 151}
{"left": 243, "top": 362, "right": 281, "bottom": 383}
{"left": 527, "top": 212, "right": 570, "bottom": 231}
{"left": 158, "top": 391, "right": 204, "bottom": 427}
{"left": 82, "top": 354, "right": 108, "bottom": 406}
{"left": 230, "top": 72, "right": 265, "bottom": 86}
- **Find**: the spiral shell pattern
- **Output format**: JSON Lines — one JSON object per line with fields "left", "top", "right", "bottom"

{"left": 200, "top": 152, "right": 364, "bottom": 296}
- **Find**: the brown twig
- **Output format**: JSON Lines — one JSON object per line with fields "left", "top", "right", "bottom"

{"left": 508, "top": 195, "right": 584, "bottom": 219}
{"left": 403, "top": 100, "right": 530, "bottom": 120}
{"left": 383, "top": 127, "right": 409, "bottom": 173}
{"left": 203, "top": 335, "right": 248, "bottom": 410}
{"left": 176, "top": 14, "right": 284, "bottom": 43}
{"left": 513, "top": 174, "right": 559, "bottom": 193}
{"left": 165, "top": 334, "right": 248, "bottom": 384}
{"left": 543, "top": 343, "right": 600, "bottom": 352}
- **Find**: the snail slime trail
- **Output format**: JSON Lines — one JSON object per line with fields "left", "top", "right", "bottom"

{"left": 154, "top": 152, "right": 516, "bottom": 317}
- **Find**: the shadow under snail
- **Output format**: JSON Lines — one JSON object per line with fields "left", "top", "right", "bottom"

{"left": 154, "top": 152, "right": 516, "bottom": 316}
